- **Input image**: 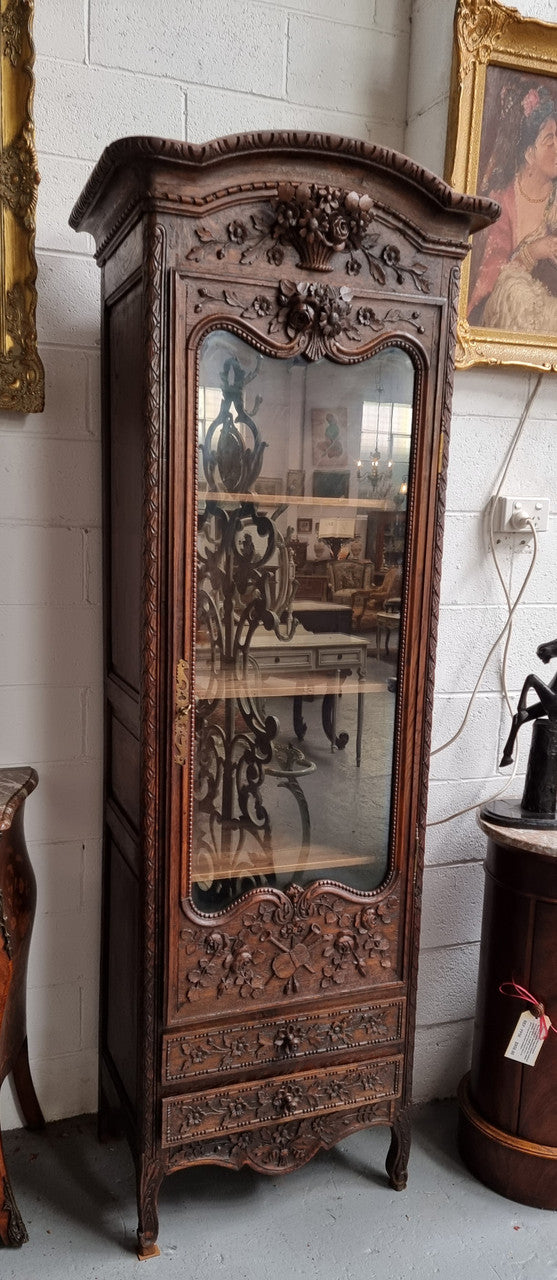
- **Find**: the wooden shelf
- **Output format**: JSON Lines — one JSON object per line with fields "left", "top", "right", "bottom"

{"left": 199, "top": 490, "right": 397, "bottom": 512}
{"left": 192, "top": 845, "right": 372, "bottom": 883}
{"left": 194, "top": 674, "right": 388, "bottom": 700}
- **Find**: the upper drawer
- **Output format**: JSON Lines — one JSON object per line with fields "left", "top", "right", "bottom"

{"left": 162, "top": 998, "right": 404, "bottom": 1085}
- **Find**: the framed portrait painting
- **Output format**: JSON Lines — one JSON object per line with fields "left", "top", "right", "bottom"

{"left": 286, "top": 469, "right": 305, "bottom": 497}
{"left": 311, "top": 408, "right": 348, "bottom": 468}
{"left": 445, "top": 0, "right": 557, "bottom": 370}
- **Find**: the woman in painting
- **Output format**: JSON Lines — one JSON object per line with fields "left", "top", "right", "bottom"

{"left": 468, "top": 85, "right": 557, "bottom": 332}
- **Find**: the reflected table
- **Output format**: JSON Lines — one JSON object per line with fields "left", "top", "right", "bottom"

{"left": 197, "top": 630, "right": 368, "bottom": 764}
{"left": 243, "top": 629, "right": 368, "bottom": 766}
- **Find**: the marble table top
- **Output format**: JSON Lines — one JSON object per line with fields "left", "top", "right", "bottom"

{"left": 478, "top": 812, "right": 557, "bottom": 858}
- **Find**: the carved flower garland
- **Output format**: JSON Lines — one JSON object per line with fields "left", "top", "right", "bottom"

{"left": 186, "top": 182, "right": 431, "bottom": 290}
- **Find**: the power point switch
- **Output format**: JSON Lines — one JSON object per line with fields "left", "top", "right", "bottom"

{"left": 494, "top": 496, "right": 549, "bottom": 534}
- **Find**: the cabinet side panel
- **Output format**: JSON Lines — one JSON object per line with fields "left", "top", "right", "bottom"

{"left": 107, "top": 284, "right": 143, "bottom": 693}
{"left": 105, "top": 834, "right": 139, "bottom": 1110}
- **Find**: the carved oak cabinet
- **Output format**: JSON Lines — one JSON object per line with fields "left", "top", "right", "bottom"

{"left": 70, "top": 134, "right": 496, "bottom": 1257}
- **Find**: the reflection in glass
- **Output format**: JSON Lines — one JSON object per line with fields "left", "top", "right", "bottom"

{"left": 191, "top": 331, "right": 414, "bottom": 912}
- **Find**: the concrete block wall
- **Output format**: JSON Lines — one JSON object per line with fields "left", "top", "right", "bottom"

{"left": 2, "top": 0, "right": 555, "bottom": 1128}
{"left": 408, "top": 0, "right": 557, "bottom": 1102}
{"left": 0, "top": 0, "right": 412, "bottom": 1129}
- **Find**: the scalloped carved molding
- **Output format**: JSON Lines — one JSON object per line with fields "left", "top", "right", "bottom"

{"left": 167, "top": 1099, "right": 393, "bottom": 1174}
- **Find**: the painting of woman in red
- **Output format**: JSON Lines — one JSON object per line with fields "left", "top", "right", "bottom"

{"left": 468, "top": 69, "right": 557, "bottom": 334}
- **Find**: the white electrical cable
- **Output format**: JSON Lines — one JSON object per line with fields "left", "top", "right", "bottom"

{"left": 426, "top": 371, "right": 544, "bottom": 828}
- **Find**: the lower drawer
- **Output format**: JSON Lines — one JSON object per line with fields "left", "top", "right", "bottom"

{"left": 162, "top": 1055, "right": 402, "bottom": 1147}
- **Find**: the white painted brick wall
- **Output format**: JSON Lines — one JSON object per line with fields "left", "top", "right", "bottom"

{"left": 0, "top": 0, "right": 412, "bottom": 1131}
{"left": 2, "top": 0, "right": 555, "bottom": 1130}
{"left": 409, "top": 0, "right": 557, "bottom": 1103}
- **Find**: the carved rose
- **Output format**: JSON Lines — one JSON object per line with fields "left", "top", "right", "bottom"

{"left": 273, "top": 1025, "right": 300, "bottom": 1057}
{"left": 228, "top": 220, "right": 248, "bottom": 244}
{"left": 382, "top": 245, "right": 401, "bottom": 268}
{"left": 253, "top": 294, "right": 273, "bottom": 317}
{"left": 346, "top": 257, "right": 362, "bottom": 276}
{"left": 266, "top": 244, "right": 284, "bottom": 266}
{"left": 277, "top": 280, "right": 356, "bottom": 358}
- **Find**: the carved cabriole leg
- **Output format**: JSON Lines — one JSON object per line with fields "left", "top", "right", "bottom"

{"left": 321, "top": 694, "right": 348, "bottom": 752}
{"left": 0, "top": 1130, "right": 28, "bottom": 1247}
{"left": 292, "top": 695, "right": 308, "bottom": 741}
{"left": 11, "top": 1038, "right": 45, "bottom": 1132}
{"left": 386, "top": 1108, "right": 411, "bottom": 1191}
{"left": 136, "top": 1157, "right": 164, "bottom": 1260}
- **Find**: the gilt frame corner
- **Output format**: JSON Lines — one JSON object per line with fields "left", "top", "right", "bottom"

{"left": 0, "top": 0, "right": 44, "bottom": 411}
{"left": 445, "top": 0, "right": 557, "bottom": 372}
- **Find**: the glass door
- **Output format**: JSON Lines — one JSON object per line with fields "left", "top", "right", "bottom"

{"left": 191, "top": 329, "right": 414, "bottom": 912}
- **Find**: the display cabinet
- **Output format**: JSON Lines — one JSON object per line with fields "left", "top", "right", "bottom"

{"left": 70, "top": 133, "right": 497, "bottom": 1257}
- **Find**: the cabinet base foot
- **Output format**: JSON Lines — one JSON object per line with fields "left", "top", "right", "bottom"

{"left": 458, "top": 1073, "right": 557, "bottom": 1210}
{"left": 137, "top": 1241, "right": 161, "bottom": 1261}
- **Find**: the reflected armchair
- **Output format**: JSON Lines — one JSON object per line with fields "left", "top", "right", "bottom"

{"left": 351, "top": 567, "right": 402, "bottom": 635}
{"left": 326, "top": 559, "right": 373, "bottom": 628}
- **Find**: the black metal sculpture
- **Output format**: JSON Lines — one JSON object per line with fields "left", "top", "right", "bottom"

{"left": 500, "top": 638, "right": 557, "bottom": 767}
{"left": 482, "top": 638, "right": 557, "bottom": 829}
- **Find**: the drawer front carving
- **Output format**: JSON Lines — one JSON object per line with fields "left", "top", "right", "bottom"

{"left": 163, "top": 999, "right": 404, "bottom": 1083}
{"left": 162, "top": 1056, "right": 402, "bottom": 1146}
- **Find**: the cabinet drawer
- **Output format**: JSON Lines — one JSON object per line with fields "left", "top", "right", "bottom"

{"left": 255, "top": 648, "right": 313, "bottom": 671}
{"left": 316, "top": 646, "right": 365, "bottom": 669}
{"left": 163, "top": 999, "right": 404, "bottom": 1084}
{"left": 162, "top": 1055, "right": 402, "bottom": 1147}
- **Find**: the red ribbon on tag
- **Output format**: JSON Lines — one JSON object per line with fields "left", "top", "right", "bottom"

{"left": 499, "top": 980, "right": 557, "bottom": 1040}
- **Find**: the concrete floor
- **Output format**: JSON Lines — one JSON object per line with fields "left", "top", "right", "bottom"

{"left": 3, "top": 1101, "right": 557, "bottom": 1279}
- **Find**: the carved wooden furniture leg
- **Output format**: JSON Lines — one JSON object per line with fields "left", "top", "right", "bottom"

{"left": 385, "top": 1109, "right": 411, "bottom": 1190}
{"left": 0, "top": 1130, "right": 28, "bottom": 1247}
{"left": 11, "top": 1038, "right": 45, "bottom": 1132}
{"left": 292, "top": 695, "right": 308, "bottom": 741}
{"left": 0, "top": 767, "right": 40, "bottom": 1248}
{"left": 136, "top": 1157, "right": 164, "bottom": 1260}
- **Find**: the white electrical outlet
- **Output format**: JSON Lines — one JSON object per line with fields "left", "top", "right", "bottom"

{"left": 494, "top": 496, "right": 549, "bottom": 534}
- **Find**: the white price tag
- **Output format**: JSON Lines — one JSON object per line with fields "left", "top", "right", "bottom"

{"left": 505, "top": 1010, "right": 546, "bottom": 1067}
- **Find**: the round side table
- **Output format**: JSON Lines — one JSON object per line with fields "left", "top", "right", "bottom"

{"left": 458, "top": 815, "right": 557, "bottom": 1208}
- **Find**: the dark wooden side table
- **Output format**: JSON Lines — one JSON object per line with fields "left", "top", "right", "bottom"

{"left": 458, "top": 816, "right": 557, "bottom": 1208}
{"left": 0, "top": 766, "right": 44, "bottom": 1247}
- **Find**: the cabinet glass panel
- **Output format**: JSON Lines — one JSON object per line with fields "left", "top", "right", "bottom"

{"left": 192, "top": 329, "right": 414, "bottom": 911}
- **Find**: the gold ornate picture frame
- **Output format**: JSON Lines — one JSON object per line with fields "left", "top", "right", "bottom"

{"left": 445, "top": 0, "right": 557, "bottom": 370}
{"left": 0, "top": 0, "right": 43, "bottom": 409}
